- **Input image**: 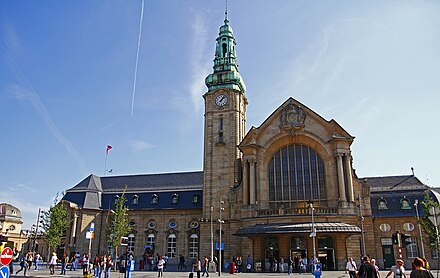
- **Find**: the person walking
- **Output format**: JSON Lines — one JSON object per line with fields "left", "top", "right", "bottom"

{"left": 358, "top": 256, "right": 378, "bottom": 278}
{"left": 16, "top": 257, "right": 28, "bottom": 276}
{"left": 346, "top": 257, "right": 358, "bottom": 278}
{"left": 104, "top": 255, "right": 113, "bottom": 278}
{"left": 157, "top": 256, "right": 165, "bottom": 278}
{"left": 202, "top": 256, "right": 209, "bottom": 277}
{"left": 49, "top": 252, "right": 58, "bottom": 275}
{"left": 410, "top": 257, "right": 434, "bottom": 278}
{"left": 371, "top": 259, "right": 381, "bottom": 278}
{"left": 60, "top": 253, "right": 68, "bottom": 275}
{"left": 385, "top": 259, "right": 407, "bottom": 278}
{"left": 288, "top": 255, "right": 294, "bottom": 275}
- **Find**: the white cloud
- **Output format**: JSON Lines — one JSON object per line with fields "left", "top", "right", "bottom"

{"left": 129, "top": 140, "right": 154, "bottom": 153}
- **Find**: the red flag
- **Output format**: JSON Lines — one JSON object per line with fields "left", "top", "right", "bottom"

{"left": 106, "top": 145, "right": 112, "bottom": 155}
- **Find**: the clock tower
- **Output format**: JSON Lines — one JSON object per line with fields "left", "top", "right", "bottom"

{"left": 201, "top": 12, "right": 247, "bottom": 258}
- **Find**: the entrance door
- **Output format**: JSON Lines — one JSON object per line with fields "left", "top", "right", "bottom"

{"left": 318, "top": 249, "right": 335, "bottom": 270}
{"left": 382, "top": 245, "right": 394, "bottom": 269}
{"left": 290, "top": 250, "right": 307, "bottom": 272}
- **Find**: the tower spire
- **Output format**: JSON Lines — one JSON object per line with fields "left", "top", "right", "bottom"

{"left": 225, "top": 0, "right": 228, "bottom": 22}
{"left": 205, "top": 11, "right": 246, "bottom": 93}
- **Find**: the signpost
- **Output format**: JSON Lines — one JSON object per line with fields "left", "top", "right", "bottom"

{"left": 0, "top": 265, "right": 10, "bottom": 278}
{"left": 0, "top": 248, "right": 13, "bottom": 266}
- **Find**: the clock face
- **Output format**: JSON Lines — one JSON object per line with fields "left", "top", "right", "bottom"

{"left": 215, "top": 94, "right": 228, "bottom": 107}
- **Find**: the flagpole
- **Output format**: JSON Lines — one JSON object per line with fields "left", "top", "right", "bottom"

{"left": 104, "top": 153, "right": 108, "bottom": 176}
{"left": 104, "top": 145, "right": 112, "bottom": 176}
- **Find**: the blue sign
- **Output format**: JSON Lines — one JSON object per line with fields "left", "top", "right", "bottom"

{"left": 90, "top": 222, "right": 95, "bottom": 232}
{"left": 215, "top": 242, "right": 224, "bottom": 250}
{"left": 0, "top": 265, "right": 10, "bottom": 278}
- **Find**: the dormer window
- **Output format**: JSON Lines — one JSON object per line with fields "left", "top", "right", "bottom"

{"left": 378, "top": 198, "right": 388, "bottom": 210}
{"left": 192, "top": 194, "right": 200, "bottom": 204}
{"left": 133, "top": 195, "right": 139, "bottom": 205}
{"left": 152, "top": 194, "right": 159, "bottom": 204}
{"left": 172, "top": 194, "right": 179, "bottom": 204}
{"left": 401, "top": 197, "right": 411, "bottom": 210}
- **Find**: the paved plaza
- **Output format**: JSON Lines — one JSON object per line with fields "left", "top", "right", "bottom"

{"left": 6, "top": 268, "right": 432, "bottom": 278}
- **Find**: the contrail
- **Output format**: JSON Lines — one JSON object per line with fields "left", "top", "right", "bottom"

{"left": 131, "top": 0, "right": 145, "bottom": 116}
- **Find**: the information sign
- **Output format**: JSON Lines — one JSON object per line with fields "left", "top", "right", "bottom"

{"left": 0, "top": 265, "right": 9, "bottom": 278}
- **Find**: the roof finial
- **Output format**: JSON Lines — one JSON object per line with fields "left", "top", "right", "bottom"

{"left": 225, "top": 0, "right": 229, "bottom": 23}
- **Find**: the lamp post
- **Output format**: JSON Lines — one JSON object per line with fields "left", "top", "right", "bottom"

{"left": 32, "top": 208, "right": 44, "bottom": 256}
{"left": 309, "top": 202, "right": 316, "bottom": 262}
{"left": 218, "top": 200, "right": 225, "bottom": 276}
{"left": 414, "top": 199, "right": 425, "bottom": 258}
{"left": 358, "top": 193, "right": 366, "bottom": 256}
{"left": 210, "top": 206, "right": 214, "bottom": 265}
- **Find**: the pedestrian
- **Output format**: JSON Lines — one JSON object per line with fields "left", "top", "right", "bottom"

{"left": 288, "top": 255, "right": 294, "bottom": 275}
{"left": 385, "top": 259, "right": 407, "bottom": 278}
{"left": 16, "top": 257, "right": 28, "bottom": 276}
{"left": 49, "top": 252, "right": 58, "bottom": 275}
{"left": 346, "top": 257, "right": 358, "bottom": 278}
{"left": 246, "top": 255, "right": 252, "bottom": 273}
{"left": 410, "top": 257, "right": 434, "bottom": 278}
{"left": 371, "top": 259, "right": 381, "bottom": 278}
{"left": 358, "top": 256, "right": 378, "bottom": 278}
{"left": 60, "top": 253, "right": 68, "bottom": 275}
{"left": 280, "top": 256, "right": 285, "bottom": 273}
{"left": 202, "top": 256, "right": 209, "bottom": 277}
{"left": 157, "top": 256, "right": 165, "bottom": 278}
{"left": 104, "top": 255, "right": 113, "bottom": 278}
{"left": 34, "top": 252, "right": 41, "bottom": 271}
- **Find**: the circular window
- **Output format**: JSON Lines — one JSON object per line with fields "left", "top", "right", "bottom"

{"left": 169, "top": 221, "right": 177, "bottom": 229}
{"left": 190, "top": 221, "right": 199, "bottom": 228}
{"left": 403, "top": 223, "right": 415, "bottom": 232}
{"left": 379, "top": 223, "right": 391, "bottom": 232}
{"left": 148, "top": 221, "right": 156, "bottom": 229}
{"left": 9, "top": 225, "right": 15, "bottom": 231}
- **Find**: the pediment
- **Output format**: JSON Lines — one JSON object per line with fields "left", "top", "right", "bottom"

{"left": 239, "top": 97, "right": 354, "bottom": 150}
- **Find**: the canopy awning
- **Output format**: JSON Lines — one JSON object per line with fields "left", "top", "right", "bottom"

{"left": 235, "top": 222, "right": 361, "bottom": 236}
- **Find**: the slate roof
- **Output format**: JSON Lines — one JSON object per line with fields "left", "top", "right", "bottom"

{"left": 62, "top": 171, "right": 204, "bottom": 210}
{"left": 361, "top": 175, "right": 427, "bottom": 192}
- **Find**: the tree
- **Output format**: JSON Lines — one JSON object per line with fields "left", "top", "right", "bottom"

{"left": 420, "top": 194, "right": 440, "bottom": 259}
{"left": 44, "top": 194, "right": 70, "bottom": 254}
{"left": 108, "top": 187, "right": 131, "bottom": 262}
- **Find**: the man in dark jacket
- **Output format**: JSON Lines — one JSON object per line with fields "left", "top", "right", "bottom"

{"left": 358, "top": 256, "right": 378, "bottom": 278}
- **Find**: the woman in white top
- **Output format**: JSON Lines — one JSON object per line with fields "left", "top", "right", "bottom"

{"left": 157, "top": 256, "right": 165, "bottom": 278}
{"left": 49, "top": 252, "right": 58, "bottom": 275}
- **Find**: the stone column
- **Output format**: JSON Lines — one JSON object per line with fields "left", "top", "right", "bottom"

{"left": 250, "top": 160, "right": 256, "bottom": 205}
{"left": 345, "top": 154, "right": 355, "bottom": 202}
{"left": 337, "top": 154, "right": 347, "bottom": 202}
{"left": 243, "top": 159, "right": 249, "bottom": 205}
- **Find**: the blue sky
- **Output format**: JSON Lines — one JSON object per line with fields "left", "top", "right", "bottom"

{"left": 1, "top": 1, "right": 439, "bottom": 229}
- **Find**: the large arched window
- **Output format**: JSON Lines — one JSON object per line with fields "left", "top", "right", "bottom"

{"left": 268, "top": 144, "right": 326, "bottom": 208}
{"left": 189, "top": 234, "right": 199, "bottom": 259}
{"left": 167, "top": 234, "right": 177, "bottom": 258}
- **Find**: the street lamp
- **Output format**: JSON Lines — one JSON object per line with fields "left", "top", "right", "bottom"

{"left": 358, "top": 194, "right": 366, "bottom": 256}
{"left": 210, "top": 206, "right": 214, "bottom": 266}
{"left": 32, "top": 208, "right": 44, "bottom": 255}
{"left": 308, "top": 201, "right": 316, "bottom": 262}
{"left": 414, "top": 199, "right": 425, "bottom": 258}
{"left": 218, "top": 200, "right": 225, "bottom": 277}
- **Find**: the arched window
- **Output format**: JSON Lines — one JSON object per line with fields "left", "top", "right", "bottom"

{"left": 189, "top": 234, "right": 199, "bottom": 259}
{"left": 146, "top": 234, "right": 155, "bottom": 250}
{"left": 128, "top": 234, "right": 135, "bottom": 253}
{"left": 167, "top": 234, "right": 177, "bottom": 258}
{"left": 378, "top": 198, "right": 388, "bottom": 210}
{"left": 268, "top": 144, "right": 326, "bottom": 208}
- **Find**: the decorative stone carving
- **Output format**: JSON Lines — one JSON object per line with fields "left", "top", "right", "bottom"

{"left": 280, "top": 104, "right": 306, "bottom": 130}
